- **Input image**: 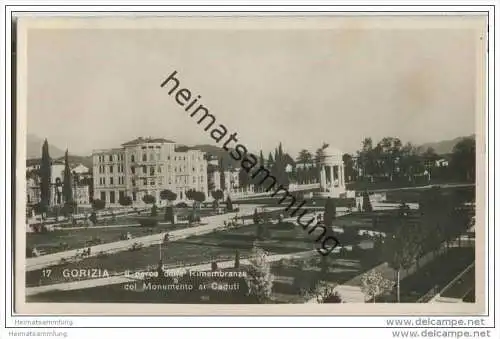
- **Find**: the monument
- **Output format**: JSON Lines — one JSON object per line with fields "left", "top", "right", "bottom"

{"left": 317, "top": 145, "right": 348, "bottom": 198}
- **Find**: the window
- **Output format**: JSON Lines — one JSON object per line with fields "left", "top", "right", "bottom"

{"left": 150, "top": 180, "right": 155, "bottom": 186}
{"left": 100, "top": 192, "right": 106, "bottom": 201}
{"left": 132, "top": 192, "right": 137, "bottom": 201}
{"left": 192, "top": 167, "right": 195, "bottom": 172}
{"left": 193, "top": 177, "right": 196, "bottom": 183}
{"left": 110, "top": 177, "right": 114, "bottom": 185}
{"left": 109, "top": 165, "right": 114, "bottom": 173}
{"left": 103, "top": 178, "right": 106, "bottom": 185}
{"left": 110, "top": 191, "right": 115, "bottom": 204}
{"left": 132, "top": 179, "right": 136, "bottom": 186}
{"left": 167, "top": 156, "right": 170, "bottom": 160}
{"left": 109, "top": 155, "right": 113, "bottom": 162}
{"left": 159, "top": 178, "right": 163, "bottom": 185}
{"left": 150, "top": 153, "right": 154, "bottom": 161}
{"left": 158, "top": 166, "right": 162, "bottom": 173}
{"left": 143, "top": 178, "right": 147, "bottom": 186}
{"left": 142, "top": 154, "right": 147, "bottom": 161}
{"left": 150, "top": 167, "right": 155, "bottom": 175}
{"left": 174, "top": 156, "right": 177, "bottom": 161}
{"left": 131, "top": 155, "right": 135, "bottom": 162}
{"left": 142, "top": 165, "right": 147, "bottom": 174}
{"left": 119, "top": 191, "right": 125, "bottom": 200}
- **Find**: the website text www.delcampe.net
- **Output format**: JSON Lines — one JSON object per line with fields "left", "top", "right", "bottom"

{"left": 160, "top": 70, "right": 341, "bottom": 256}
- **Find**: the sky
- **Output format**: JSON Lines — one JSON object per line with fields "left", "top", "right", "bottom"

{"left": 26, "top": 16, "right": 484, "bottom": 158}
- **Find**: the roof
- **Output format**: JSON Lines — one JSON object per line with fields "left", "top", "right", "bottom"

{"left": 122, "top": 137, "right": 176, "bottom": 146}
{"left": 322, "top": 145, "right": 344, "bottom": 158}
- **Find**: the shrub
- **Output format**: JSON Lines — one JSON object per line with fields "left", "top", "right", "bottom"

{"left": 362, "top": 191, "right": 373, "bottom": 212}
{"left": 92, "top": 199, "right": 105, "bottom": 210}
{"left": 151, "top": 204, "right": 158, "bottom": 217}
{"left": 160, "top": 189, "right": 177, "bottom": 203}
{"left": 142, "top": 194, "right": 156, "bottom": 205}
{"left": 119, "top": 195, "right": 133, "bottom": 207}
{"left": 245, "top": 245, "right": 274, "bottom": 303}
{"left": 176, "top": 202, "right": 188, "bottom": 208}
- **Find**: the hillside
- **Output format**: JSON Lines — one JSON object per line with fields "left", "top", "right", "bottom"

{"left": 418, "top": 135, "right": 475, "bottom": 155}
{"left": 27, "top": 134, "right": 65, "bottom": 159}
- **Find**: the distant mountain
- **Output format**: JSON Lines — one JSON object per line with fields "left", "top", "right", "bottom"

{"left": 418, "top": 135, "right": 475, "bottom": 155}
{"left": 26, "top": 134, "right": 65, "bottom": 159}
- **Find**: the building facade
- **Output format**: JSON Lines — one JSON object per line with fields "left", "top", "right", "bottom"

{"left": 26, "top": 178, "right": 90, "bottom": 206}
{"left": 92, "top": 137, "right": 208, "bottom": 206}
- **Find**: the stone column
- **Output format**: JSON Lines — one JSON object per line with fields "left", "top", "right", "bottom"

{"left": 320, "top": 166, "right": 326, "bottom": 191}
{"left": 330, "top": 165, "right": 335, "bottom": 187}
{"left": 340, "top": 164, "right": 344, "bottom": 187}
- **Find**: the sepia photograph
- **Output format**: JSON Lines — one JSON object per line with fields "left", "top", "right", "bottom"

{"left": 14, "top": 14, "right": 487, "bottom": 316}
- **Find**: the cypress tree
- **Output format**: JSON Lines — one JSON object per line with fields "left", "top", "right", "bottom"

{"left": 267, "top": 152, "right": 274, "bottom": 169}
{"left": 62, "top": 150, "right": 73, "bottom": 206}
{"left": 39, "top": 139, "right": 51, "bottom": 212}
{"left": 259, "top": 150, "right": 265, "bottom": 167}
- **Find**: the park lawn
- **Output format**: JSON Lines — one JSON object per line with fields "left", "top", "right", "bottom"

{"left": 26, "top": 241, "right": 254, "bottom": 287}
{"left": 235, "top": 196, "right": 355, "bottom": 208}
{"left": 26, "top": 222, "right": 319, "bottom": 287}
{"left": 27, "top": 221, "right": 196, "bottom": 255}
{"left": 181, "top": 223, "right": 317, "bottom": 254}
{"left": 27, "top": 208, "right": 233, "bottom": 255}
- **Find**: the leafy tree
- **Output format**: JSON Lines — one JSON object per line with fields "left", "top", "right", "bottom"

{"left": 211, "top": 189, "right": 224, "bottom": 210}
{"left": 39, "top": 139, "right": 51, "bottom": 212}
{"left": 361, "top": 270, "right": 394, "bottom": 303}
{"left": 118, "top": 195, "right": 132, "bottom": 207}
{"left": 92, "top": 199, "right": 105, "bottom": 210}
{"left": 451, "top": 137, "right": 475, "bottom": 181}
{"left": 314, "top": 282, "right": 343, "bottom": 303}
{"left": 238, "top": 167, "right": 250, "bottom": 190}
{"left": 342, "top": 153, "right": 355, "bottom": 182}
{"left": 362, "top": 191, "right": 373, "bottom": 212}
{"left": 160, "top": 189, "right": 177, "bottom": 222}
{"left": 185, "top": 189, "right": 195, "bottom": 201}
{"left": 384, "top": 224, "right": 420, "bottom": 303}
{"left": 245, "top": 245, "right": 274, "bottom": 303}
{"left": 297, "top": 149, "right": 313, "bottom": 166}
{"left": 142, "top": 194, "right": 156, "bottom": 205}
{"left": 193, "top": 191, "right": 206, "bottom": 208}
{"left": 160, "top": 189, "right": 177, "bottom": 204}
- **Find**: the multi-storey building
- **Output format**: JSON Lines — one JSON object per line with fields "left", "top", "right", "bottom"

{"left": 92, "top": 137, "right": 208, "bottom": 206}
